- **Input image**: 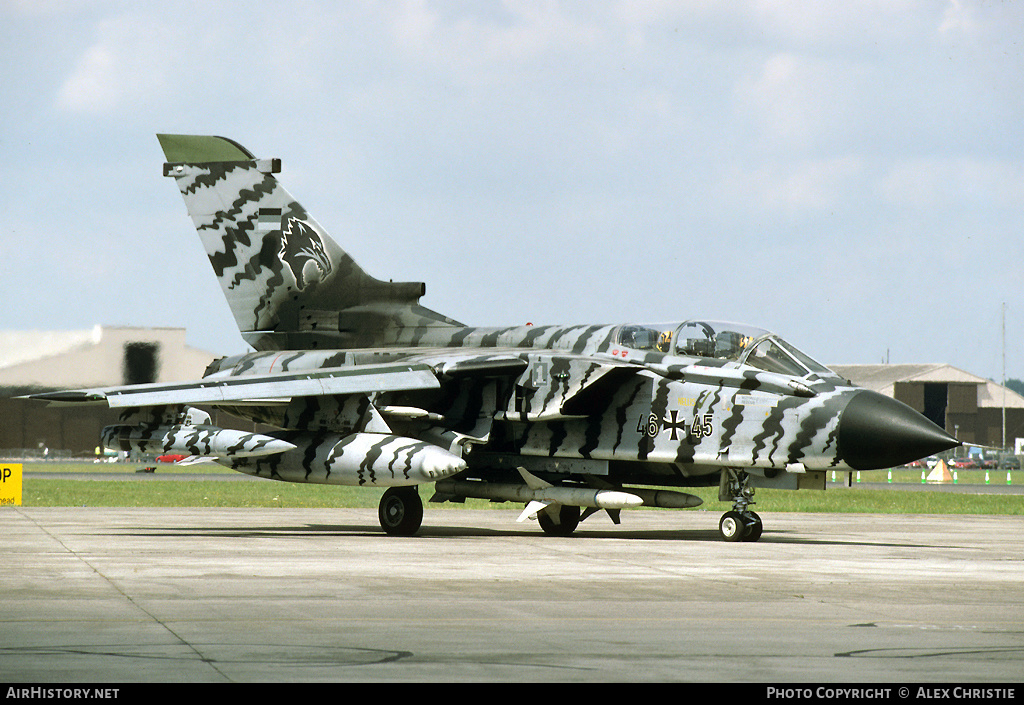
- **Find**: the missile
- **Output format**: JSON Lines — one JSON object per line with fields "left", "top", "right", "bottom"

{"left": 434, "top": 464, "right": 703, "bottom": 513}
{"left": 102, "top": 424, "right": 296, "bottom": 458}
{"left": 435, "top": 478, "right": 645, "bottom": 510}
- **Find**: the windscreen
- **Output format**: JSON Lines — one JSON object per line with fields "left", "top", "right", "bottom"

{"left": 614, "top": 320, "right": 832, "bottom": 378}
{"left": 672, "top": 321, "right": 832, "bottom": 377}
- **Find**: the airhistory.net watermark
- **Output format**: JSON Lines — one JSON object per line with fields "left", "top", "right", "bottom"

{"left": 6, "top": 689, "right": 119, "bottom": 700}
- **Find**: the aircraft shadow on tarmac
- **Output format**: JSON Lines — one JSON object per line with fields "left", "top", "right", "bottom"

{"left": 130, "top": 524, "right": 726, "bottom": 541}
{"left": 110, "top": 522, "right": 940, "bottom": 548}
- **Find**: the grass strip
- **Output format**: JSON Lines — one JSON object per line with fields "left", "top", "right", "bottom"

{"left": 20, "top": 478, "right": 1023, "bottom": 515}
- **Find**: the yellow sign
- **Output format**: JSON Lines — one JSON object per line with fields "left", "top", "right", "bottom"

{"left": 0, "top": 464, "right": 22, "bottom": 506}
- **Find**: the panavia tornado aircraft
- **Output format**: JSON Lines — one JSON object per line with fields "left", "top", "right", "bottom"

{"left": 30, "top": 134, "right": 961, "bottom": 541}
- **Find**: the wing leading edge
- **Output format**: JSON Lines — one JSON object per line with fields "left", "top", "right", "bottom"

{"left": 27, "top": 362, "right": 440, "bottom": 408}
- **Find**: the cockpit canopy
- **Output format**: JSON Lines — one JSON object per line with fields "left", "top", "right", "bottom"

{"left": 614, "top": 320, "right": 834, "bottom": 378}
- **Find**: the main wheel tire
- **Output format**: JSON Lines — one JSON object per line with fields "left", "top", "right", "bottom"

{"left": 378, "top": 487, "right": 423, "bottom": 536}
{"left": 537, "top": 505, "right": 581, "bottom": 536}
{"left": 719, "top": 511, "right": 747, "bottom": 542}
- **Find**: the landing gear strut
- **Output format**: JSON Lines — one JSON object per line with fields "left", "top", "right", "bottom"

{"left": 719, "top": 469, "right": 762, "bottom": 542}
{"left": 378, "top": 486, "right": 424, "bottom": 536}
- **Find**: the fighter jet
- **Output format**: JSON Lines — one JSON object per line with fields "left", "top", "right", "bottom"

{"left": 30, "top": 134, "right": 961, "bottom": 541}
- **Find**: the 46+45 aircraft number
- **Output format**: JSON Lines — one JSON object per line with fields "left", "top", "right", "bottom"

{"left": 638, "top": 410, "right": 713, "bottom": 442}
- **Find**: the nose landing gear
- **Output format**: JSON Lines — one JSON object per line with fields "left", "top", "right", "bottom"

{"left": 719, "top": 469, "right": 763, "bottom": 542}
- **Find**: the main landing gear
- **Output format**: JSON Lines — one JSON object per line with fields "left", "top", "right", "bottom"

{"left": 537, "top": 504, "right": 581, "bottom": 536}
{"left": 719, "top": 469, "right": 763, "bottom": 542}
{"left": 377, "top": 473, "right": 767, "bottom": 540}
{"left": 378, "top": 486, "right": 424, "bottom": 536}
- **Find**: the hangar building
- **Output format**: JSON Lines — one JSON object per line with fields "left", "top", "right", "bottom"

{"left": 831, "top": 364, "right": 1024, "bottom": 451}
{"left": 0, "top": 326, "right": 219, "bottom": 455}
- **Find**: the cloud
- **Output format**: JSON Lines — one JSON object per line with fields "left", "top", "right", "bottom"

{"left": 57, "top": 43, "right": 119, "bottom": 114}
{"left": 734, "top": 52, "right": 874, "bottom": 153}
{"left": 752, "top": 0, "right": 933, "bottom": 47}
{"left": 386, "top": 0, "right": 602, "bottom": 83}
{"left": 56, "top": 13, "right": 176, "bottom": 115}
{"left": 939, "top": 0, "right": 980, "bottom": 37}
{"left": 879, "top": 157, "right": 1024, "bottom": 210}
{"left": 734, "top": 156, "right": 866, "bottom": 212}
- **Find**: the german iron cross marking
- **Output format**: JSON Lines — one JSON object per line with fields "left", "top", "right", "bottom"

{"left": 662, "top": 410, "right": 686, "bottom": 441}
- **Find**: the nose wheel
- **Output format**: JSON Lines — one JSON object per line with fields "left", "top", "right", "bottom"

{"left": 719, "top": 510, "right": 762, "bottom": 542}
{"left": 719, "top": 469, "right": 763, "bottom": 542}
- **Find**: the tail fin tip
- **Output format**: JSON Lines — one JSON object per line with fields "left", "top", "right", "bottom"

{"left": 157, "top": 133, "right": 255, "bottom": 163}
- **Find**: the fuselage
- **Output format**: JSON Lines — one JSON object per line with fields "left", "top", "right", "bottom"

{"left": 204, "top": 319, "right": 948, "bottom": 487}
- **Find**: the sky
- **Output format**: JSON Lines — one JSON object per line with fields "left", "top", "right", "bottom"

{"left": 2, "top": 0, "right": 1022, "bottom": 383}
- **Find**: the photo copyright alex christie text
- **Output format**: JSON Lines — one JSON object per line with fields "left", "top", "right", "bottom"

{"left": 766, "top": 687, "right": 1016, "bottom": 700}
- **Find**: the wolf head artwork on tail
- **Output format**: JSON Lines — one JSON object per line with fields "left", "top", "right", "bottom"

{"left": 157, "top": 134, "right": 460, "bottom": 351}
{"left": 277, "top": 216, "right": 331, "bottom": 290}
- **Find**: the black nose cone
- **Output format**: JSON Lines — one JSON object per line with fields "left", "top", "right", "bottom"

{"left": 838, "top": 390, "right": 961, "bottom": 471}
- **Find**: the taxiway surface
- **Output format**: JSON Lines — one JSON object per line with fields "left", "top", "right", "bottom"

{"left": 1, "top": 507, "right": 1021, "bottom": 683}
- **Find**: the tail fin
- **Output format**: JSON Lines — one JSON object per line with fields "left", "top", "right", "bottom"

{"left": 157, "top": 134, "right": 461, "bottom": 351}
